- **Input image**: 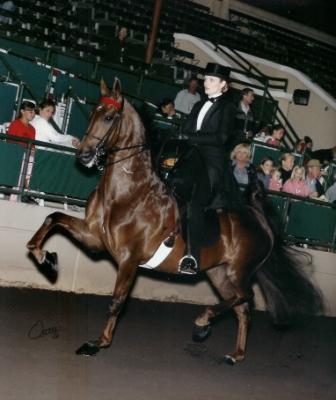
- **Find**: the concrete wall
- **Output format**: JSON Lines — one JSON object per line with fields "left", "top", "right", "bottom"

{"left": 0, "top": 200, "right": 335, "bottom": 316}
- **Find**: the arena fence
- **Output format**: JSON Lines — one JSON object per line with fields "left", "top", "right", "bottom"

{"left": 0, "top": 134, "right": 335, "bottom": 252}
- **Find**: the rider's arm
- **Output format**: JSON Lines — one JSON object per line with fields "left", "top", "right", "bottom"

{"left": 186, "top": 102, "right": 236, "bottom": 146}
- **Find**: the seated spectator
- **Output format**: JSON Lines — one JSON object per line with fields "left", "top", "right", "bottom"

{"left": 282, "top": 166, "right": 310, "bottom": 197}
{"left": 295, "top": 136, "right": 313, "bottom": 155}
{"left": 7, "top": 100, "right": 36, "bottom": 201}
{"left": 279, "top": 152, "right": 295, "bottom": 184}
{"left": 8, "top": 100, "right": 36, "bottom": 147}
{"left": 256, "top": 157, "right": 274, "bottom": 189}
{"left": 158, "top": 98, "right": 179, "bottom": 120}
{"left": 265, "top": 125, "right": 285, "bottom": 147}
{"left": 254, "top": 124, "right": 271, "bottom": 142}
{"left": 268, "top": 167, "right": 283, "bottom": 191}
{"left": 174, "top": 77, "right": 201, "bottom": 115}
{"left": 230, "top": 143, "right": 256, "bottom": 185}
{"left": 306, "top": 159, "right": 325, "bottom": 198}
{"left": 325, "top": 182, "right": 336, "bottom": 203}
{"left": 31, "top": 99, "right": 80, "bottom": 149}
{"left": 102, "top": 26, "right": 128, "bottom": 64}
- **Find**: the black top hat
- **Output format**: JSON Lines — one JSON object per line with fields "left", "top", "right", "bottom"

{"left": 204, "top": 63, "right": 230, "bottom": 80}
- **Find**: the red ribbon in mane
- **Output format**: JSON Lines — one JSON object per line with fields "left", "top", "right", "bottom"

{"left": 100, "top": 97, "right": 122, "bottom": 111}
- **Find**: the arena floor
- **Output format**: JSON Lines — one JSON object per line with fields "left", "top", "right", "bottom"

{"left": 0, "top": 287, "right": 334, "bottom": 400}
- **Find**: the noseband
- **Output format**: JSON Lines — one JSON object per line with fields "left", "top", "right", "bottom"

{"left": 84, "top": 97, "right": 146, "bottom": 170}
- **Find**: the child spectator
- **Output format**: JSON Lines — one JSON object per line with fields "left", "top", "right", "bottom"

{"left": 269, "top": 167, "right": 283, "bottom": 191}
{"left": 256, "top": 157, "right": 273, "bottom": 189}
{"left": 265, "top": 125, "right": 285, "bottom": 147}
{"left": 282, "top": 166, "right": 310, "bottom": 197}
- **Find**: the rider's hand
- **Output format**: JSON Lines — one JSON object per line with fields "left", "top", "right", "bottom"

{"left": 175, "top": 133, "right": 190, "bottom": 141}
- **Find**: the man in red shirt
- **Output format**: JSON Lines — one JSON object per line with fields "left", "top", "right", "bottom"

{"left": 8, "top": 100, "right": 36, "bottom": 146}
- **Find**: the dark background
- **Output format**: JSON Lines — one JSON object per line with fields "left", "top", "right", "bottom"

{"left": 241, "top": 0, "right": 336, "bottom": 36}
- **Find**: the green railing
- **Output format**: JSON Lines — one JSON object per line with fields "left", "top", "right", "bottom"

{"left": 0, "top": 134, "right": 335, "bottom": 251}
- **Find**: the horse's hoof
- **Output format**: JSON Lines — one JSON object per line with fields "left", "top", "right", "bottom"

{"left": 39, "top": 251, "right": 58, "bottom": 284}
{"left": 76, "top": 341, "right": 101, "bottom": 356}
{"left": 223, "top": 354, "right": 237, "bottom": 366}
{"left": 192, "top": 323, "right": 211, "bottom": 342}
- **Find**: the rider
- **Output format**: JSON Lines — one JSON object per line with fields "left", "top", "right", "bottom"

{"left": 172, "top": 63, "right": 240, "bottom": 274}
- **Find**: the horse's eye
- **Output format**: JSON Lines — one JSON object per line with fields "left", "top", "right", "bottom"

{"left": 104, "top": 115, "right": 113, "bottom": 122}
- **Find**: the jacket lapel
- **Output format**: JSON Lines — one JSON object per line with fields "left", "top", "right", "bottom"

{"left": 200, "top": 96, "right": 225, "bottom": 129}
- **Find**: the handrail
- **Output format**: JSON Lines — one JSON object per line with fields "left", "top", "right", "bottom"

{"left": 215, "top": 44, "right": 288, "bottom": 90}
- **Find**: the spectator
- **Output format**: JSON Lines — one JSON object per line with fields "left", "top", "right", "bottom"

{"left": 325, "top": 182, "right": 336, "bottom": 203}
{"left": 254, "top": 123, "right": 271, "bottom": 142}
{"left": 158, "top": 98, "right": 178, "bottom": 119}
{"left": 8, "top": 100, "right": 36, "bottom": 147}
{"left": 7, "top": 100, "right": 36, "bottom": 201}
{"left": 174, "top": 77, "right": 201, "bottom": 115}
{"left": 265, "top": 125, "right": 285, "bottom": 147}
{"left": 269, "top": 168, "right": 283, "bottom": 191}
{"left": 102, "top": 26, "right": 128, "bottom": 64}
{"left": 279, "top": 152, "right": 295, "bottom": 184}
{"left": 31, "top": 99, "right": 80, "bottom": 149}
{"left": 306, "top": 159, "right": 325, "bottom": 198}
{"left": 282, "top": 166, "right": 310, "bottom": 197}
{"left": 235, "top": 87, "right": 256, "bottom": 144}
{"left": 256, "top": 156, "right": 274, "bottom": 188}
{"left": 231, "top": 143, "right": 256, "bottom": 185}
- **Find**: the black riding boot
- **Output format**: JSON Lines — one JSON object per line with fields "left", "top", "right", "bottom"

{"left": 179, "top": 197, "right": 203, "bottom": 275}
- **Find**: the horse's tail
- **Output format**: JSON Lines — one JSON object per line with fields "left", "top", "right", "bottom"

{"left": 245, "top": 181, "right": 324, "bottom": 325}
{"left": 255, "top": 244, "right": 324, "bottom": 325}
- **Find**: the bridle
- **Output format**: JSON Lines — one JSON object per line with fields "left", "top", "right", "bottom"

{"left": 83, "top": 96, "right": 147, "bottom": 171}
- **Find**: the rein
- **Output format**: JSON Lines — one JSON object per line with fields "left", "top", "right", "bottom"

{"left": 88, "top": 97, "right": 147, "bottom": 171}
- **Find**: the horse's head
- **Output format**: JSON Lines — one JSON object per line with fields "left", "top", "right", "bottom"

{"left": 77, "top": 78, "right": 125, "bottom": 168}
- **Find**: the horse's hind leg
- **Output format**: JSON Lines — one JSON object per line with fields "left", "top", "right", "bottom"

{"left": 27, "top": 211, "right": 104, "bottom": 281}
{"left": 193, "top": 265, "right": 252, "bottom": 364}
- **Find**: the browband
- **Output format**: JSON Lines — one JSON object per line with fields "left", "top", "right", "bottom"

{"left": 100, "top": 96, "right": 122, "bottom": 111}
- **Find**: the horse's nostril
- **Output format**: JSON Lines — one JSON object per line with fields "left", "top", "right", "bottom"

{"left": 77, "top": 149, "right": 94, "bottom": 165}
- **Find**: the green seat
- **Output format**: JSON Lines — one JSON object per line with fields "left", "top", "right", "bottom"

{"left": 0, "top": 141, "right": 25, "bottom": 186}
{"left": 0, "top": 82, "right": 18, "bottom": 124}
{"left": 251, "top": 142, "right": 282, "bottom": 166}
{"left": 285, "top": 199, "right": 336, "bottom": 246}
{"left": 29, "top": 149, "right": 100, "bottom": 200}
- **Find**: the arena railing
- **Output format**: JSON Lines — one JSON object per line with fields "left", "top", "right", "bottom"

{"left": 0, "top": 133, "right": 335, "bottom": 252}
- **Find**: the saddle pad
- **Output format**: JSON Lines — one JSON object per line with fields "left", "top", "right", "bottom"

{"left": 139, "top": 237, "right": 174, "bottom": 269}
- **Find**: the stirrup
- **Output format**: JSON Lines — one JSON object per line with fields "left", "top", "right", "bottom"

{"left": 178, "top": 254, "right": 198, "bottom": 275}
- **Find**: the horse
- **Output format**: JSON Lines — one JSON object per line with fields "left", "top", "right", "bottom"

{"left": 26, "top": 78, "right": 323, "bottom": 364}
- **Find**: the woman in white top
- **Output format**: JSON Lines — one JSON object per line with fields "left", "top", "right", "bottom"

{"left": 31, "top": 99, "right": 80, "bottom": 149}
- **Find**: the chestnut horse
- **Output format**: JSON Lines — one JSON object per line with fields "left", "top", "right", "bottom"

{"left": 27, "top": 79, "right": 322, "bottom": 364}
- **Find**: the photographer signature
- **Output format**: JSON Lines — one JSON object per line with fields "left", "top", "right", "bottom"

{"left": 28, "top": 320, "right": 61, "bottom": 340}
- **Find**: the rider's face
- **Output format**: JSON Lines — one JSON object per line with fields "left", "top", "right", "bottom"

{"left": 204, "top": 76, "right": 227, "bottom": 96}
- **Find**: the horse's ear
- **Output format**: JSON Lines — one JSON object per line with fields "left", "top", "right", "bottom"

{"left": 100, "top": 78, "right": 111, "bottom": 96}
{"left": 112, "top": 77, "right": 122, "bottom": 98}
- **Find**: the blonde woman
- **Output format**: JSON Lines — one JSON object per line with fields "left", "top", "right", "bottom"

{"left": 282, "top": 166, "right": 310, "bottom": 197}
{"left": 230, "top": 143, "right": 255, "bottom": 185}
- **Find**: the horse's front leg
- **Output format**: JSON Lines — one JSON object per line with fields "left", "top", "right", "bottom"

{"left": 27, "top": 211, "right": 104, "bottom": 282}
{"left": 76, "top": 261, "right": 137, "bottom": 356}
